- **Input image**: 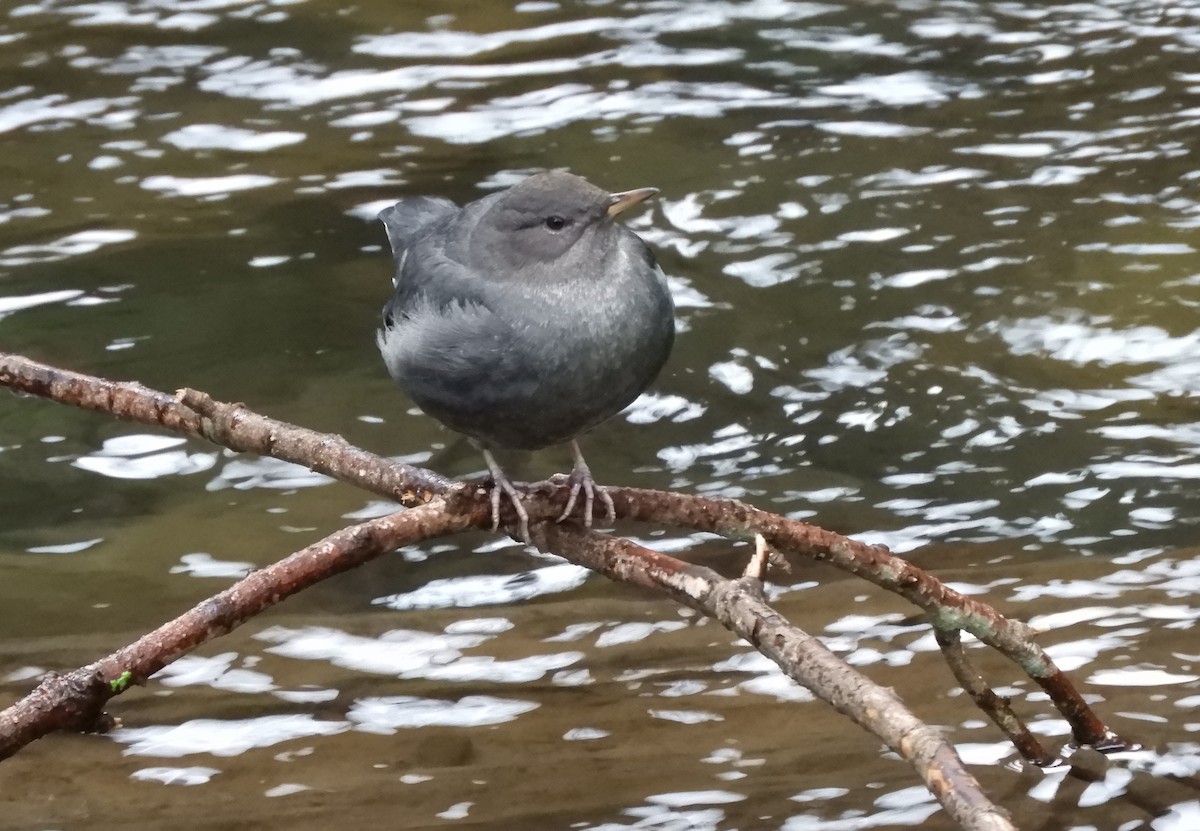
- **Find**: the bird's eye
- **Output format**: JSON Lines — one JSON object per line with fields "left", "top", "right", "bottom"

{"left": 544, "top": 215, "right": 567, "bottom": 231}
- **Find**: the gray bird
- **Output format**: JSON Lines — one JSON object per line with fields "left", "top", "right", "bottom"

{"left": 376, "top": 170, "right": 675, "bottom": 540}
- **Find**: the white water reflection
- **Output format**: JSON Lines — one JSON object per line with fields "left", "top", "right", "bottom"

{"left": 649, "top": 790, "right": 744, "bottom": 807}
{"left": 349, "top": 694, "right": 538, "bottom": 732}
{"left": 649, "top": 709, "right": 724, "bottom": 724}
{"left": 257, "top": 624, "right": 582, "bottom": 683}
{"left": 0, "top": 229, "right": 136, "bottom": 266}
{"left": 130, "top": 766, "right": 221, "bottom": 785}
{"left": 113, "top": 715, "right": 347, "bottom": 757}
{"left": 1001, "top": 318, "right": 1200, "bottom": 368}
{"left": 596, "top": 621, "right": 688, "bottom": 647}
{"left": 207, "top": 456, "right": 331, "bottom": 491}
{"left": 257, "top": 625, "right": 488, "bottom": 675}
{"left": 160, "top": 124, "right": 305, "bottom": 152}
{"left": 564, "top": 727, "right": 609, "bottom": 741}
{"left": 586, "top": 806, "right": 728, "bottom": 831}
{"left": 817, "top": 70, "right": 960, "bottom": 106}
{"left": 0, "top": 93, "right": 135, "bottom": 133}
{"left": 1089, "top": 668, "right": 1199, "bottom": 686}
{"left": 375, "top": 563, "right": 591, "bottom": 610}
{"left": 157, "top": 653, "right": 276, "bottom": 693}
{"left": 782, "top": 804, "right": 940, "bottom": 830}
{"left": 170, "top": 552, "right": 255, "bottom": 578}
{"left": 73, "top": 434, "right": 216, "bottom": 480}
{"left": 1154, "top": 801, "right": 1200, "bottom": 831}
{"left": 26, "top": 537, "right": 103, "bottom": 554}
{"left": 623, "top": 392, "right": 706, "bottom": 425}
{"left": 141, "top": 173, "right": 281, "bottom": 197}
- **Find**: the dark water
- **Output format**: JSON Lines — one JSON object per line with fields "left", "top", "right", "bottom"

{"left": 2, "top": 1, "right": 1200, "bottom": 828}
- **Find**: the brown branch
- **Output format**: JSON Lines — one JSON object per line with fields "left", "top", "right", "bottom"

{"left": 602, "top": 487, "right": 1123, "bottom": 751}
{"left": 0, "top": 352, "right": 1125, "bottom": 752}
{"left": 935, "top": 627, "right": 1057, "bottom": 766}
{"left": 0, "top": 352, "right": 1132, "bottom": 827}
{"left": 0, "top": 355, "right": 453, "bottom": 508}
{"left": 0, "top": 502, "right": 468, "bottom": 761}
{"left": 531, "top": 523, "right": 1016, "bottom": 831}
{"left": 0, "top": 353, "right": 1124, "bottom": 753}
{"left": 177, "top": 388, "right": 455, "bottom": 510}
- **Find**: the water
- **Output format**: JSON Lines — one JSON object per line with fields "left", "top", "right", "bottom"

{"left": 2, "top": 1, "right": 1200, "bottom": 828}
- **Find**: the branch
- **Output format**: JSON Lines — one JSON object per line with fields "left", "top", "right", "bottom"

{"left": 935, "top": 627, "right": 1057, "bottom": 766}
{"left": 531, "top": 523, "right": 1016, "bottom": 831}
{"left": 0, "top": 352, "right": 1130, "bottom": 829}
{"left": 0, "top": 355, "right": 452, "bottom": 508}
{"left": 206, "top": 382, "right": 1112, "bottom": 748}
{"left": 597, "top": 487, "right": 1118, "bottom": 749}
{"left": 0, "top": 503, "right": 468, "bottom": 760}
{"left": 0, "top": 353, "right": 1124, "bottom": 750}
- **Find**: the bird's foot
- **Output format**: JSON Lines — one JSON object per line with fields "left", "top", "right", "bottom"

{"left": 557, "top": 442, "right": 616, "bottom": 528}
{"left": 488, "top": 476, "right": 531, "bottom": 543}
{"left": 482, "top": 450, "right": 531, "bottom": 543}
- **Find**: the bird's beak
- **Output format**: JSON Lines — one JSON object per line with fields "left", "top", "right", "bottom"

{"left": 607, "top": 187, "right": 659, "bottom": 217}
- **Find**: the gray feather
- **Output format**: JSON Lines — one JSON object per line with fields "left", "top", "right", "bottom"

{"left": 378, "top": 197, "right": 457, "bottom": 255}
{"left": 376, "top": 171, "right": 674, "bottom": 451}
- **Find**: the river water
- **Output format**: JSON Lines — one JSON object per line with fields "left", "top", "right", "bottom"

{"left": 2, "top": 1, "right": 1200, "bottom": 829}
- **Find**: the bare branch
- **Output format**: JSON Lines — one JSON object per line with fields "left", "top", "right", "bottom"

{"left": 935, "top": 627, "right": 1057, "bottom": 766}
{"left": 0, "top": 355, "right": 454, "bottom": 508}
{"left": 531, "top": 522, "right": 1016, "bottom": 831}
{"left": 604, "top": 485, "right": 1123, "bottom": 750}
{"left": 0, "top": 502, "right": 467, "bottom": 761}
{"left": 0, "top": 352, "right": 1124, "bottom": 751}
{"left": 0, "top": 351, "right": 1132, "bottom": 828}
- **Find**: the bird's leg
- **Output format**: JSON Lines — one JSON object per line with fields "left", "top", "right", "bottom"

{"left": 482, "top": 448, "right": 531, "bottom": 543}
{"left": 557, "top": 440, "right": 616, "bottom": 527}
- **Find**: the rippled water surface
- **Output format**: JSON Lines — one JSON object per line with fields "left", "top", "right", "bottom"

{"left": 3, "top": 1, "right": 1200, "bottom": 829}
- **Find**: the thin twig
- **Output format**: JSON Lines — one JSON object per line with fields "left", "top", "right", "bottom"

{"left": 934, "top": 627, "right": 1057, "bottom": 766}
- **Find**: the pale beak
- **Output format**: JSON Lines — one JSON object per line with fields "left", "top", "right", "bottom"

{"left": 607, "top": 187, "right": 659, "bottom": 217}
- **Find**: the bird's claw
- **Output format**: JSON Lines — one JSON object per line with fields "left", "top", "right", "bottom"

{"left": 487, "top": 476, "right": 531, "bottom": 543}
{"left": 482, "top": 449, "right": 531, "bottom": 543}
{"left": 557, "top": 462, "right": 616, "bottom": 528}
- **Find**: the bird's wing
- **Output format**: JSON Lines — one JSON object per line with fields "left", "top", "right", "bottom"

{"left": 378, "top": 197, "right": 458, "bottom": 256}
{"left": 381, "top": 236, "right": 496, "bottom": 330}
{"left": 377, "top": 269, "right": 528, "bottom": 435}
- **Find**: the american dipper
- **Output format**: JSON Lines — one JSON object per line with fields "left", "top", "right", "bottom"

{"left": 376, "top": 170, "right": 675, "bottom": 540}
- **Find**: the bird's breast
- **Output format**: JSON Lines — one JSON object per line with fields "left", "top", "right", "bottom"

{"left": 502, "top": 262, "right": 669, "bottom": 378}
{"left": 387, "top": 235, "right": 674, "bottom": 450}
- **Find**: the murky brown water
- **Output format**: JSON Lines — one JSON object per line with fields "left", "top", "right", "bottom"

{"left": 2, "top": 1, "right": 1200, "bottom": 828}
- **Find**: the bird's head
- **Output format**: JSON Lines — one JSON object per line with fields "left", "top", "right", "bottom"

{"left": 477, "top": 170, "right": 657, "bottom": 273}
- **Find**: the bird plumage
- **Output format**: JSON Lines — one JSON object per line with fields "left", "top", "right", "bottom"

{"left": 377, "top": 170, "right": 675, "bottom": 537}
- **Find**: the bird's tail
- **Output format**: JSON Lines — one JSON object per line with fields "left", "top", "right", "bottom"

{"left": 378, "top": 197, "right": 458, "bottom": 255}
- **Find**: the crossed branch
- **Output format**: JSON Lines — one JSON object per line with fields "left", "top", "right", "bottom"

{"left": 0, "top": 353, "right": 1129, "bottom": 831}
